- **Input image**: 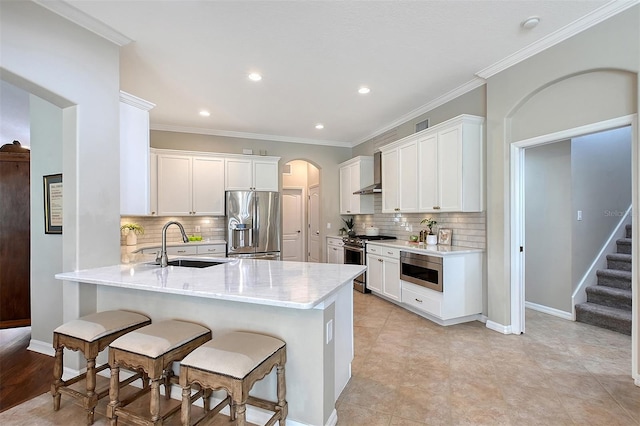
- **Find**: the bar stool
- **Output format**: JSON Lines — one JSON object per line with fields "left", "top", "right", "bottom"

{"left": 106, "top": 319, "right": 212, "bottom": 425}
{"left": 51, "top": 310, "right": 151, "bottom": 425}
{"left": 179, "top": 331, "right": 287, "bottom": 426}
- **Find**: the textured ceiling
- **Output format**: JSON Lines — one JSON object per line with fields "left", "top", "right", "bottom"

{"left": 40, "top": 0, "right": 626, "bottom": 147}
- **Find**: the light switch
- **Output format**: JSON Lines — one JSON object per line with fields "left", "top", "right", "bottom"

{"left": 577, "top": 211, "right": 582, "bottom": 221}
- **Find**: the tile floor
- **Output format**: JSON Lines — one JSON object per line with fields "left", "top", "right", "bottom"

{"left": 336, "top": 291, "right": 639, "bottom": 425}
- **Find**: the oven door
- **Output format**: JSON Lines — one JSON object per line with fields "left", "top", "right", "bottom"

{"left": 400, "top": 251, "right": 443, "bottom": 292}
{"left": 344, "top": 245, "right": 367, "bottom": 293}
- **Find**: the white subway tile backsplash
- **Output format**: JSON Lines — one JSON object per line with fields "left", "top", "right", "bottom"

{"left": 120, "top": 216, "right": 226, "bottom": 246}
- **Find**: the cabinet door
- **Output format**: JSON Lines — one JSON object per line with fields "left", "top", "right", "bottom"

{"left": 196, "top": 244, "right": 226, "bottom": 256}
{"left": 418, "top": 134, "right": 438, "bottom": 211}
{"left": 192, "top": 156, "right": 225, "bottom": 215}
{"left": 381, "top": 149, "right": 398, "bottom": 213}
{"left": 348, "top": 163, "right": 361, "bottom": 213}
{"left": 225, "top": 158, "right": 253, "bottom": 190}
{"left": 382, "top": 257, "right": 401, "bottom": 301}
{"left": 120, "top": 101, "right": 151, "bottom": 215}
{"left": 398, "top": 141, "right": 418, "bottom": 212}
{"left": 339, "top": 165, "right": 352, "bottom": 214}
{"left": 437, "top": 126, "right": 462, "bottom": 211}
{"left": 327, "top": 244, "right": 342, "bottom": 264}
{"left": 366, "top": 254, "right": 383, "bottom": 293}
{"left": 253, "top": 160, "right": 279, "bottom": 191}
{"left": 149, "top": 151, "right": 158, "bottom": 215}
{"left": 157, "top": 154, "right": 192, "bottom": 215}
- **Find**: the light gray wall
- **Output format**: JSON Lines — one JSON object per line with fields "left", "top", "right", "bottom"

{"left": 1, "top": 1, "right": 121, "bottom": 352}
{"left": 29, "top": 95, "right": 64, "bottom": 340}
{"left": 571, "top": 126, "right": 632, "bottom": 286}
{"left": 151, "top": 130, "right": 351, "bottom": 261}
{"left": 485, "top": 5, "right": 639, "bottom": 326}
{"left": 524, "top": 141, "right": 572, "bottom": 312}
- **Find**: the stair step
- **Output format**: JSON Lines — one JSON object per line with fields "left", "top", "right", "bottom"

{"left": 625, "top": 224, "right": 632, "bottom": 239}
{"left": 607, "top": 253, "right": 632, "bottom": 271}
{"left": 585, "top": 285, "right": 632, "bottom": 310}
{"left": 575, "top": 302, "right": 631, "bottom": 335}
{"left": 596, "top": 269, "right": 632, "bottom": 290}
{"left": 616, "top": 237, "right": 632, "bottom": 254}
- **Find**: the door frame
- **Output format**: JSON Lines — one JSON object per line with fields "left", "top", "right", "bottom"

{"left": 282, "top": 187, "right": 306, "bottom": 262}
{"left": 510, "top": 114, "right": 638, "bottom": 340}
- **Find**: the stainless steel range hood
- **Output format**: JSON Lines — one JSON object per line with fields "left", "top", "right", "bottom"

{"left": 354, "top": 151, "right": 382, "bottom": 194}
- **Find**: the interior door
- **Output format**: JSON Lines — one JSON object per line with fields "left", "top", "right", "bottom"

{"left": 282, "top": 189, "right": 304, "bottom": 261}
{"left": 308, "top": 185, "right": 321, "bottom": 262}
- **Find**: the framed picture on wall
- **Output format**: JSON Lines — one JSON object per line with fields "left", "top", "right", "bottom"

{"left": 438, "top": 228, "right": 452, "bottom": 245}
{"left": 44, "top": 173, "right": 62, "bottom": 234}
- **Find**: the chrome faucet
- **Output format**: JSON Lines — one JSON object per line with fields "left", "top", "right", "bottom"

{"left": 156, "top": 221, "right": 189, "bottom": 267}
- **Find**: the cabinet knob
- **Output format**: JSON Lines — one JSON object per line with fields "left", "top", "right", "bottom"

{"left": 433, "top": 206, "right": 441, "bottom": 210}
{"left": 378, "top": 258, "right": 383, "bottom": 262}
{"left": 394, "top": 208, "right": 400, "bottom": 211}
{"left": 297, "top": 230, "right": 301, "bottom": 233}
{"left": 415, "top": 298, "right": 423, "bottom": 303}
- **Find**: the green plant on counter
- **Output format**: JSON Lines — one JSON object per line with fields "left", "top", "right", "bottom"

{"left": 420, "top": 217, "right": 437, "bottom": 235}
{"left": 120, "top": 223, "right": 144, "bottom": 235}
{"left": 342, "top": 217, "right": 354, "bottom": 230}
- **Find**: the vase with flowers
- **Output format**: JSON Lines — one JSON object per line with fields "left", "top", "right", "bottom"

{"left": 420, "top": 217, "right": 438, "bottom": 245}
{"left": 121, "top": 223, "right": 144, "bottom": 246}
{"left": 342, "top": 216, "right": 355, "bottom": 237}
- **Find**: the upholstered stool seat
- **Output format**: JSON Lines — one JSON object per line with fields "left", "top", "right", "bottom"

{"left": 107, "top": 320, "right": 212, "bottom": 426}
{"left": 180, "top": 331, "right": 287, "bottom": 426}
{"left": 51, "top": 310, "right": 151, "bottom": 425}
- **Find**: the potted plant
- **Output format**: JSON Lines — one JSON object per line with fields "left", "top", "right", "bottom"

{"left": 342, "top": 217, "right": 355, "bottom": 237}
{"left": 121, "top": 223, "right": 144, "bottom": 246}
{"left": 420, "top": 217, "right": 438, "bottom": 245}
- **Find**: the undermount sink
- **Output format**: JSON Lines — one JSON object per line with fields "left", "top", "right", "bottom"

{"left": 166, "top": 259, "right": 224, "bottom": 268}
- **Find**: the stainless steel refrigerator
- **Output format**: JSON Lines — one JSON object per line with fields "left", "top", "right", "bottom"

{"left": 226, "top": 191, "right": 281, "bottom": 260}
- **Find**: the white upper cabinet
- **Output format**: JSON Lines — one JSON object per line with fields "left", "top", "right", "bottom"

{"left": 381, "top": 138, "right": 418, "bottom": 213}
{"left": 120, "top": 91, "right": 155, "bottom": 215}
{"left": 225, "top": 156, "right": 279, "bottom": 191}
{"left": 381, "top": 114, "right": 484, "bottom": 214}
{"left": 339, "top": 156, "right": 374, "bottom": 215}
{"left": 156, "top": 151, "right": 225, "bottom": 216}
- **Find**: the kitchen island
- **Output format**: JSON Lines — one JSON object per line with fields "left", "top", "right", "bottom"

{"left": 56, "top": 257, "right": 365, "bottom": 426}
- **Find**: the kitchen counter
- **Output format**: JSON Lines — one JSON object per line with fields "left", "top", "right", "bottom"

{"left": 366, "top": 239, "right": 484, "bottom": 255}
{"left": 55, "top": 257, "right": 364, "bottom": 425}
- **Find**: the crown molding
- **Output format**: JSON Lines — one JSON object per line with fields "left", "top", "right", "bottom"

{"left": 150, "top": 124, "right": 353, "bottom": 148}
{"left": 353, "top": 77, "right": 486, "bottom": 147}
{"left": 33, "top": 0, "right": 132, "bottom": 46}
{"left": 120, "top": 91, "right": 155, "bottom": 111}
{"left": 476, "top": 0, "right": 640, "bottom": 79}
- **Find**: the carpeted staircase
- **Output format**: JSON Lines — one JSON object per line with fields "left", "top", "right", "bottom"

{"left": 575, "top": 224, "right": 632, "bottom": 335}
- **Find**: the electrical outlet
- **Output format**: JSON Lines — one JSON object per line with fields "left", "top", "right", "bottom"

{"left": 195, "top": 225, "right": 201, "bottom": 232}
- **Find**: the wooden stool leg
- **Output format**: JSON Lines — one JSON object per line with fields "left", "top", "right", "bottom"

{"left": 164, "top": 368, "right": 174, "bottom": 400}
{"left": 51, "top": 346, "right": 63, "bottom": 411}
{"left": 235, "top": 399, "right": 247, "bottom": 426}
{"left": 106, "top": 364, "right": 120, "bottom": 425}
{"left": 85, "top": 357, "right": 96, "bottom": 425}
{"left": 276, "top": 363, "right": 287, "bottom": 424}
{"left": 181, "top": 385, "right": 191, "bottom": 426}
{"left": 229, "top": 396, "right": 236, "bottom": 421}
{"left": 150, "top": 378, "right": 161, "bottom": 422}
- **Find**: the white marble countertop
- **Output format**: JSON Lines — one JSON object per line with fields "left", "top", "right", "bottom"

{"left": 366, "top": 240, "right": 484, "bottom": 255}
{"left": 56, "top": 257, "right": 366, "bottom": 310}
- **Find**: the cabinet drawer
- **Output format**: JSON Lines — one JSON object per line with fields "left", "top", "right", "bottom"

{"left": 366, "top": 245, "right": 398, "bottom": 258}
{"left": 166, "top": 246, "right": 197, "bottom": 256}
{"left": 327, "top": 237, "right": 344, "bottom": 247}
{"left": 402, "top": 284, "right": 442, "bottom": 317}
{"left": 196, "top": 244, "right": 226, "bottom": 255}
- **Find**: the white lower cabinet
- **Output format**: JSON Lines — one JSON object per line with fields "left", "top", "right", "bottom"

{"left": 366, "top": 244, "right": 400, "bottom": 301}
{"left": 401, "top": 251, "right": 483, "bottom": 324}
{"left": 196, "top": 244, "right": 226, "bottom": 256}
{"left": 326, "top": 236, "right": 344, "bottom": 264}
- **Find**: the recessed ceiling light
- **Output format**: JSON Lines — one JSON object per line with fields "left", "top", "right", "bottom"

{"left": 248, "top": 73, "right": 262, "bottom": 81}
{"left": 521, "top": 16, "right": 540, "bottom": 29}
{"left": 358, "top": 87, "right": 371, "bottom": 94}
{"left": 315, "top": 123, "right": 324, "bottom": 130}
{"left": 199, "top": 110, "right": 210, "bottom": 117}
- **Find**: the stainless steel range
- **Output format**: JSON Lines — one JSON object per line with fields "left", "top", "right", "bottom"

{"left": 343, "top": 235, "right": 396, "bottom": 293}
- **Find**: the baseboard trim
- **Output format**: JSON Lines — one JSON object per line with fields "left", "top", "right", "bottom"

{"left": 28, "top": 339, "right": 55, "bottom": 357}
{"left": 325, "top": 409, "right": 338, "bottom": 426}
{"left": 525, "top": 301, "right": 573, "bottom": 321}
{"left": 486, "top": 320, "right": 512, "bottom": 334}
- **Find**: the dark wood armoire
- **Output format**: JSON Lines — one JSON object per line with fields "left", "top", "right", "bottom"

{"left": 0, "top": 141, "right": 31, "bottom": 328}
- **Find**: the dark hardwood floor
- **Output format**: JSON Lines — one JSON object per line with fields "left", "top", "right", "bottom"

{"left": 0, "top": 327, "right": 54, "bottom": 413}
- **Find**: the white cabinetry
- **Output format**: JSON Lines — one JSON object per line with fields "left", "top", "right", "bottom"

{"left": 381, "top": 139, "right": 418, "bottom": 213}
{"left": 326, "top": 236, "right": 344, "bottom": 264}
{"left": 120, "top": 91, "right": 155, "bottom": 215}
{"left": 225, "top": 156, "right": 279, "bottom": 191}
{"left": 366, "top": 244, "right": 400, "bottom": 301}
{"left": 156, "top": 151, "right": 225, "bottom": 216}
{"left": 196, "top": 244, "right": 226, "bottom": 256}
{"left": 418, "top": 115, "right": 484, "bottom": 212}
{"left": 401, "top": 251, "right": 483, "bottom": 324}
{"left": 339, "top": 156, "right": 374, "bottom": 215}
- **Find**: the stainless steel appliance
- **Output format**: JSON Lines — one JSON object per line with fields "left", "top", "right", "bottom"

{"left": 343, "top": 234, "right": 396, "bottom": 293}
{"left": 226, "top": 191, "right": 281, "bottom": 260}
{"left": 400, "top": 251, "right": 443, "bottom": 292}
